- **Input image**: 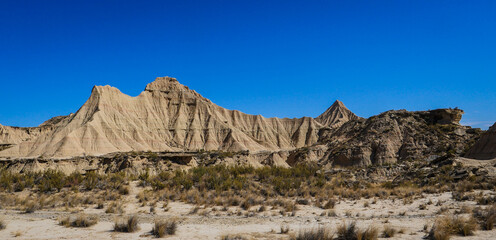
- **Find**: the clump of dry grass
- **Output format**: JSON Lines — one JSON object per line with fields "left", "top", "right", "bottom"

{"left": 323, "top": 199, "right": 336, "bottom": 209}
{"left": 221, "top": 235, "right": 247, "bottom": 240}
{"left": 105, "top": 202, "right": 123, "bottom": 214}
{"left": 381, "top": 225, "right": 397, "bottom": 238}
{"left": 72, "top": 214, "right": 98, "bottom": 227}
{"left": 23, "top": 201, "right": 38, "bottom": 214}
{"left": 292, "top": 226, "right": 333, "bottom": 240}
{"left": 114, "top": 215, "right": 139, "bottom": 233}
{"left": 336, "top": 222, "right": 378, "bottom": 240}
{"left": 118, "top": 186, "right": 130, "bottom": 195}
{"left": 60, "top": 214, "right": 98, "bottom": 228}
{"left": 0, "top": 219, "right": 6, "bottom": 230}
{"left": 426, "top": 215, "right": 477, "bottom": 240}
{"left": 473, "top": 205, "right": 496, "bottom": 230}
{"left": 280, "top": 225, "right": 290, "bottom": 234}
{"left": 152, "top": 219, "right": 177, "bottom": 237}
{"left": 12, "top": 231, "right": 22, "bottom": 237}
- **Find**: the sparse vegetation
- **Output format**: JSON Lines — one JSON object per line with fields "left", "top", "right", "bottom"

{"left": 152, "top": 219, "right": 177, "bottom": 237}
{"left": 0, "top": 219, "right": 5, "bottom": 230}
{"left": 280, "top": 225, "right": 290, "bottom": 234}
{"left": 336, "top": 222, "right": 378, "bottom": 240}
{"left": 426, "top": 215, "right": 477, "bottom": 239}
{"left": 114, "top": 215, "right": 139, "bottom": 233}
{"left": 381, "top": 225, "right": 396, "bottom": 238}
{"left": 59, "top": 214, "right": 98, "bottom": 228}
{"left": 473, "top": 205, "right": 496, "bottom": 230}
{"left": 221, "top": 235, "right": 247, "bottom": 240}
{"left": 293, "top": 226, "right": 334, "bottom": 240}
{"left": 23, "top": 201, "right": 38, "bottom": 213}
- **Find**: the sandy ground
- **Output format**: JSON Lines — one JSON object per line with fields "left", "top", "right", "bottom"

{"left": 1, "top": 182, "right": 496, "bottom": 239}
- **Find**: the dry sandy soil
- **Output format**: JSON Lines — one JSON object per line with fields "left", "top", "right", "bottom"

{"left": 1, "top": 182, "right": 496, "bottom": 240}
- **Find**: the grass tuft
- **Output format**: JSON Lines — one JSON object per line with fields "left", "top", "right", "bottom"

{"left": 114, "top": 215, "right": 139, "bottom": 233}
{"left": 426, "top": 215, "right": 477, "bottom": 239}
{"left": 23, "top": 201, "right": 38, "bottom": 214}
{"left": 152, "top": 219, "right": 177, "bottom": 237}
{"left": 381, "top": 225, "right": 397, "bottom": 238}
{"left": 336, "top": 222, "right": 378, "bottom": 240}
{"left": 60, "top": 214, "right": 98, "bottom": 228}
{"left": 473, "top": 205, "right": 496, "bottom": 230}
{"left": 292, "top": 226, "right": 333, "bottom": 240}
{"left": 0, "top": 219, "right": 6, "bottom": 230}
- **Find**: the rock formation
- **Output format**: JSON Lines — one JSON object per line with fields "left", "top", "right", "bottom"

{"left": 316, "top": 109, "right": 481, "bottom": 166}
{"left": 0, "top": 115, "right": 68, "bottom": 146}
{"left": 0, "top": 77, "right": 330, "bottom": 158}
{"left": 465, "top": 122, "right": 496, "bottom": 160}
{"left": 315, "top": 100, "right": 361, "bottom": 128}
{"left": 0, "top": 76, "right": 485, "bottom": 168}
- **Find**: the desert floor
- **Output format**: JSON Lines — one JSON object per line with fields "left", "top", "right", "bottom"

{"left": 1, "top": 181, "right": 495, "bottom": 240}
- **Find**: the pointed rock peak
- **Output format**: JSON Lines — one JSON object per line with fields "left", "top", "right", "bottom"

{"left": 316, "top": 100, "right": 360, "bottom": 128}
{"left": 331, "top": 100, "right": 345, "bottom": 107}
{"left": 324, "top": 100, "right": 352, "bottom": 114}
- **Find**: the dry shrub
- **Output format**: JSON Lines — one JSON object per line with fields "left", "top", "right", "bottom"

{"left": 114, "top": 215, "right": 139, "bottom": 232}
{"left": 152, "top": 219, "right": 177, "bottom": 237}
{"left": 221, "top": 235, "right": 247, "bottom": 240}
{"left": 336, "top": 222, "right": 378, "bottom": 240}
{"left": 381, "top": 225, "right": 397, "bottom": 238}
{"left": 189, "top": 206, "right": 200, "bottom": 215}
{"left": 118, "top": 186, "right": 130, "bottom": 195}
{"left": 12, "top": 231, "right": 22, "bottom": 237}
{"left": 71, "top": 214, "right": 98, "bottom": 228}
{"left": 323, "top": 199, "right": 336, "bottom": 209}
{"left": 60, "top": 214, "right": 98, "bottom": 228}
{"left": 23, "top": 201, "right": 38, "bottom": 213}
{"left": 105, "top": 202, "right": 123, "bottom": 214}
{"left": 258, "top": 205, "right": 266, "bottom": 212}
{"left": 426, "top": 215, "right": 477, "bottom": 239}
{"left": 59, "top": 216, "right": 71, "bottom": 227}
{"left": 0, "top": 219, "right": 5, "bottom": 230}
{"left": 473, "top": 205, "right": 496, "bottom": 230}
{"left": 293, "top": 226, "right": 333, "bottom": 240}
{"left": 280, "top": 225, "right": 290, "bottom": 234}
{"left": 357, "top": 225, "right": 378, "bottom": 240}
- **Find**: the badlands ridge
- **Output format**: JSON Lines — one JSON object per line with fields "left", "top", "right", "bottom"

{"left": 0, "top": 77, "right": 494, "bottom": 167}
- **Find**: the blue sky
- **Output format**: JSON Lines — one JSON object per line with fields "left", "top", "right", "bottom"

{"left": 0, "top": 0, "right": 495, "bottom": 129}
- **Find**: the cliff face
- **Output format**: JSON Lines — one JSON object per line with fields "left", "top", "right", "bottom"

{"left": 465, "top": 123, "right": 496, "bottom": 160}
{"left": 0, "top": 77, "right": 325, "bottom": 158}
{"left": 317, "top": 109, "right": 480, "bottom": 166}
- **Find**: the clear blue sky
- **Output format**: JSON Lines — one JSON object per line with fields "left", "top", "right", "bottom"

{"left": 1, "top": 0, "right": 495, "bottom": 129}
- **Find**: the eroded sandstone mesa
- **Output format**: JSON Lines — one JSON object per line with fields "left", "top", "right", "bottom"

{"left": 0, "top": 77, "right": 326, "bottom": 158}
{"left": 465, "top": 122, "right": 496, "bottom": 160}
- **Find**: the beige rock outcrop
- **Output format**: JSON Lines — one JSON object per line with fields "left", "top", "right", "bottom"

{"left": 318, "top": 109, "right": 481, "bottom": 166}
{"left": 465, "top": 123, "right": 496, "bottom": 160}
{"left": 0, "top": 115, "right": 68, "bottom": 146}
